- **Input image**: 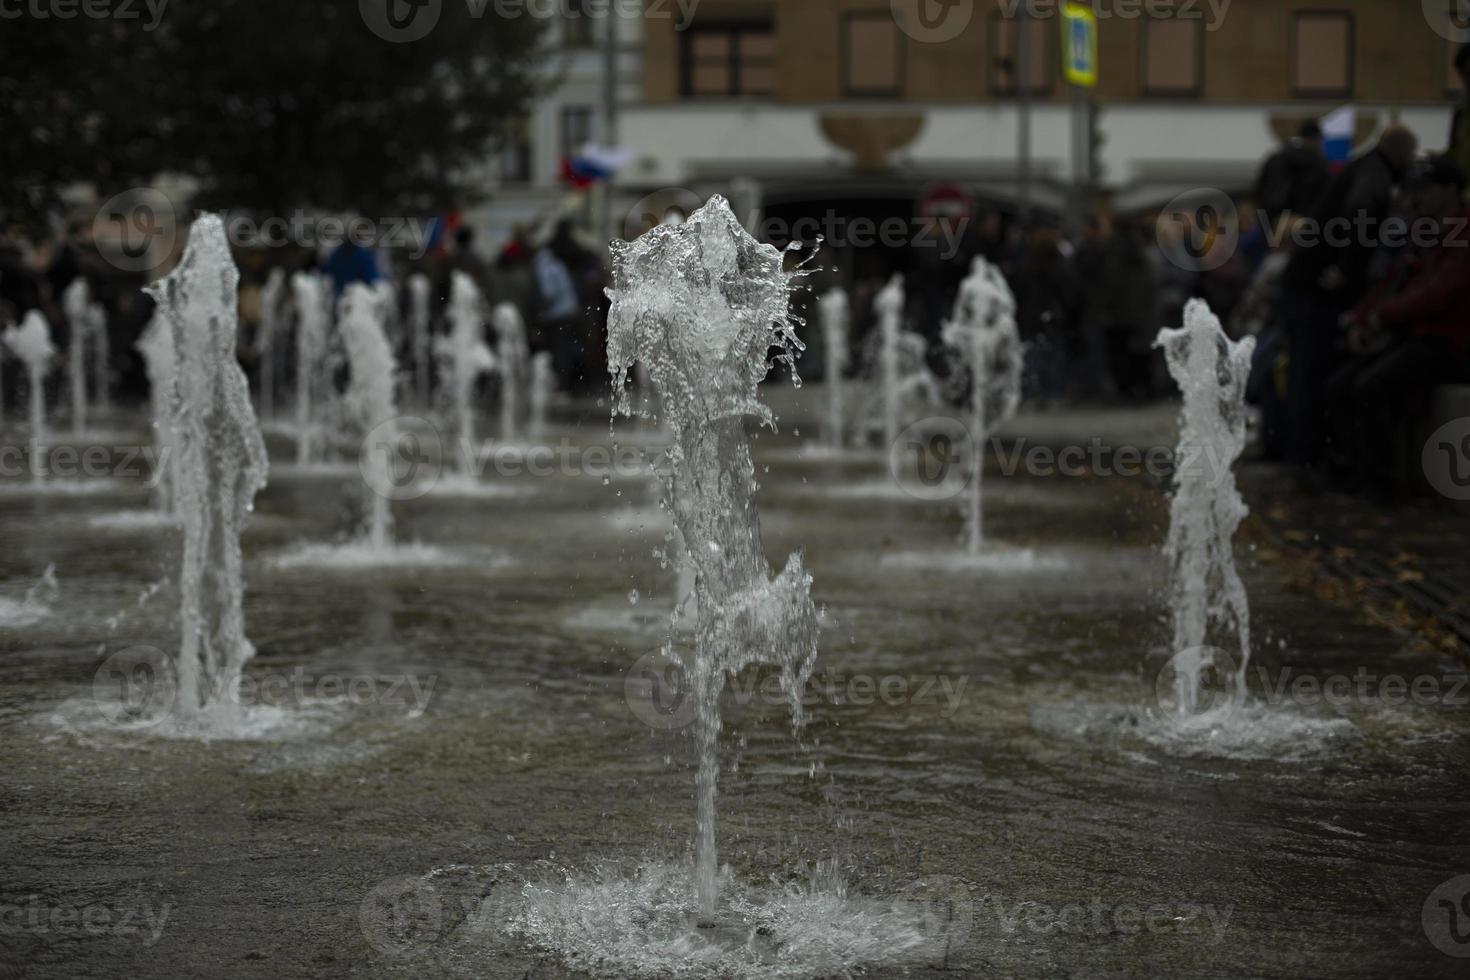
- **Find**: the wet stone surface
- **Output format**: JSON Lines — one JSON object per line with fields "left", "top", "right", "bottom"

{"left": 1, "top": 402, "right": 1468, "bottom": 978}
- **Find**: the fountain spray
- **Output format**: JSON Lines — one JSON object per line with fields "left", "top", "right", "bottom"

{"left": 3, "top": 312, "right": 56, "bottom": 485}
{"left": 1155, "top": 299, "right": 1255, "bottom": 713}
{"left": 136, "top": 311, "right": 177, "bottom": 514}
{"left": 528, "top": 350, "right": 554, "bottom": 442}
{"left": 257, "top": 267, "right": 286, "bottom": 421}
{"left": 63, "top": 279, "right": 90, "bottom": 437}
{"left": 146, "top": 214, "right": 269, "bottom": 729}
{"left": 291, "top": 272, "right": 329, "bottom": 465}
{"left": 819, "top": 287, "right": 849, "bottom": 450}
{"left": 491, "top": 301, "right": 528, "bottom": 442}
{"left": 408, "top": 273, "right": 432, "bottom": 410}
{"left": 88, "top": 300, "right": 110, "bottom": 418}
{"left": 875, "top": 274, "right": 904, "bottom": 452}
{"left": 438, "top": 271, "right": 496, "bottom": 473}
{"left": 339, "top": 283, "right": 400, "bottom": 550}
{"left": 607, "top": 195, "right": 820, "bottom": 921}
{"left": 942, "top": 258, "right": 1024, "bottom": 553}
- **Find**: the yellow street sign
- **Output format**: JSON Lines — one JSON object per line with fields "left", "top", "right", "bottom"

{"left": 1061, "top": 2, "right": 1098, "bottom": 88}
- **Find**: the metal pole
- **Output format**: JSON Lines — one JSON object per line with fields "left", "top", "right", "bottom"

{"left": 1069, "top": 86, "right": 1087, "bottom": 238}
{"left": 600, "top": 13, "right": 619, "bottom": 245}
{"left": 1016, "top": 7, "right": 1032, "bottom": 231}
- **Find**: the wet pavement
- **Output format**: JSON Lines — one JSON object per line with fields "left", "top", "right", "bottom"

{"left": 1, "top": 394, "right": 1468, "bottom": 978}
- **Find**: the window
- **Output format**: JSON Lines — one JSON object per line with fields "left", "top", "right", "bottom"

{"left": 843, "top": 13, "right": 903, "bottom": 97}
{"left": 560, "top": 106, "right": 595, "bottom": 159}
{"left": 681, "top": 23, "right": 775, "bottom": 97}
{"left": 563, "top": 0, "right": 597, "bottom": 48}
{"left": 499, "top": 120, "right": 532, "bottom": 184}
{"left": 1143, "top": 18, "right": 1203, "bottom": 97}
{"left": 991, "top": 12, "right": 1053, "bottom": 96}
{"left": 1293, "top": 12, "right": 1353, "bottom": 98}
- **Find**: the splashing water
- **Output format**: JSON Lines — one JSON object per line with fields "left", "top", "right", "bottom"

{"left": 62, "top": 279, "right": 90, "bottom": 437}
{"left": 491, "top": 301, "right": 528, "bottom": 441}
{"left": 607, "top": 194, "right": 820, "bottom": 921}
{"left": 135, "top": 311, "right": 177, "bottom": 514}
{"left": 256, "top": 267, "right": 287, "bottom": 420}
{"left": 145, "top": 214, "right": 270, "bottom": 731}
{"left": 438, "top": 271, "right": 496, "bottom": 472}
{"left": 1154, "top": 299, "right": 1255, "bottom": 714}
{"left": 942, "top": 257, "right": 1024, "bottom": 553}
{"left": 3, "top": 311, "right": 56, "bottom": 485}
{"left": 291, "top": 271, "right": 330, "bottom": 465}
{"left": 408, "top": 273, "right": 432, "bottom": 410}
{"left": 528, "top": 350, "right": 554, "bottom": 442}
{"left": 339, "top": 283, "right": 400, "bottom": 550}
{"left": 0, "top": 563, "right": 59, "bottom": 628}
{"left": 87, "top": 299, "right": 110, "bottom": 418}
{"left": 818, "top": 287, "right": 849, "bottom": 450}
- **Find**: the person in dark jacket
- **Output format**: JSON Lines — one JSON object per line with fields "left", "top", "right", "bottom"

{"left": 1450, "top": 44, "right": 1469, "bottom": 187}
{"left": 1325, "top": 155, "right": 1470, "bottom": 501}
{"left": 1280, "top": 124, "right": 1418, "bottom": 485}
{"left": 1254, "top": 119, "right": 1329, "bottom": 226}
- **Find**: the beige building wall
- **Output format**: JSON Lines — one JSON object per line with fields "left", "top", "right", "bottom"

{"left": 642, "top": 0, "right": 1461, "bottom": 105}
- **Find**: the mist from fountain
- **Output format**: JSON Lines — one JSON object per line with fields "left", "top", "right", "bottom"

{"left": 145, "top": 214, "right": 270, "bottom": 731}
{"left": 819, "top": 286, "right": 849, "bottom": 450}
{"left": 88, "top": 299, "right": 110, "bottom": 417}
{"left": 1155, "top": 299, "right": 1255, "bottom": 715}
{"left": 3, "top": 312, "right": 55, "bottom": 485}
{"left": 942, "top": 257, "right": 1024, "bottom": 554}
{"left": 607, "top": 194, "right": 820, "bottom": 921}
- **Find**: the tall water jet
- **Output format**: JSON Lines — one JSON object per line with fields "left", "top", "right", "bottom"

{"left": 145, "top": 214, "right": 269, "bottom": 730}
{"left": 88, "top": 300, "right": 110, "bottom": 418}
{"left": 438, "top": 271, "right": 496, "bottom": 472}
{"left": 1154, "top": 299, "right": 1255, "bottom": 714}
{"left": 3, "top": 312, "right": 56, "bottom": 484}
{"left": 875, "top": 274, "right": 905, "bottom": 451}
{"left": 607, "top": 195, "right": 820, "bottom": 921}
{"left": 339, "top": 283, "right": 399, "bottom": 550}
{"left": 942, "top": 258, "right": 1024, "bottom": 553}
{"left": 819, "top": 286, "right": 849, "bottom": 450}
{"left": 528, "top": 350, "right": 554, "bottom": 442}
{"left": 62, "top": 279, "right": 90, "bottom": 437}
{"left": 256, "top": 267, "right": 286, "bottom": 421}
{"left": 491, "top": 301, "right": 528, "bottom": 441}
{"left": 291, "top": 272, "right": 329, "bottom": 465}
{"left": 136, "top": 311, "right": 177, "bottom": 513}
{"left": 407, "top": 273, "right": 432, "bottom": 410}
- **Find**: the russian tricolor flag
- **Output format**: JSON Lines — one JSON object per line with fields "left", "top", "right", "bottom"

{"left": 560, "top": 145, "right": 634, "bottom": 188}
{"left": 1320, "top": 106, "right": 1356, "bottom": 171}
